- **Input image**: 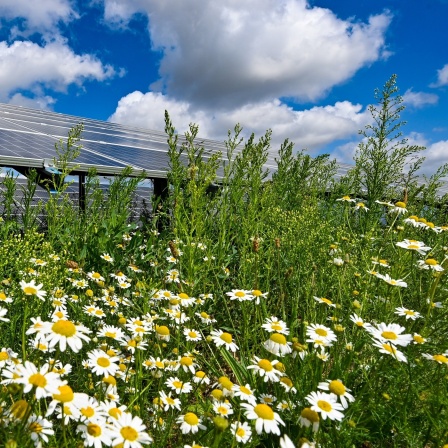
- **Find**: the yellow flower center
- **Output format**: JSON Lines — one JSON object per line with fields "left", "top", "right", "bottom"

{"left": 321, "top": 298, "right": 332, "bottom": 305}
{"left": 184, "top": 412, "right": 199, "bottom": 425}
{"left": 178, "top": 293, "right": 189, "bottom": 299}
{"left": 240, "top": 386, "right": 252, "bottom": 395}
{"left": 425, "top": 259, "right": 437, "bottom": 266}
{"left": 109, "top": 408, "right": 122, "bottom": 419}
{"left": 220, "top": 332, "right": 233, "bottom": 344}
{"left": 218, "top": 377, "right": 233, "bottom": 390}
{"left": 29, "top": 373, "right": 47, "bottom": 388}
{"left": 271, "top": 323, "right": 282, "bottom": 331}
{"left": 413, "top": 335, "right": 424, "bottom": 344}
{"left": 236, "top": 427, "right": 246, "bottom": 437}
{"left": 270, "top": 333, "right": 287, "bottom": 345}
{"left": 404, "top": 310, "right": 415, "bottom": 316}
{"left": 188, "top": 331, "right": 198, "bottom": 338}
{"left": 315, "top": 328, "right": 328, "bottom": 337}
{"left": 258, "top": 359, "right": 273, "bottom": 371}
{"left": 381, "top": 331, "right": 397, "bottom": 340}
{"left": 53, "top": 385, "right": 74, "bottom": 402}
{"left": 52, "top": 320, "right": 76, "bottom": 337}
{"left": 329, "top": 380, "right": 346, "bottom": 395}
{"left": 196, "top": 371, "right": 206, "bottom": 378}
{"left": 0, "top": 352, "right": 9, "bottom": 361}
{"left": 301, "top": 407, "right": 320, "bottom": 422}
{"left": 217, "top": 405, "right": 228, "bottom": 415}
{"left": 23, "top": 286, "right": 38, "bottom": 295}
{"left": 120, "top": 426, "right": 138, "bottom": 441}
{"left": 382, "top": 344, "right": 397, "bottom": 354}
{"left": 180, "top": 356, "right": 193, "bottom": 366}
{"left": 81, "top": 407, "right": 95, "bottom": 418}
{"left": 29, "top": 422, "right": 43, "bottom": 433}
{"left": 408, "top": 245, "right": 420, "bottom": 250}
{"left": 156, "top": 325, "right": 170, "bottom": 336}
{"left": 433, "top": 354, "right": 448, "bottom": 364}
{"left": 97, "top": 357, "right": 111, "bottom": 367}
{"left": 254, "top": 403, "right": 274, "bottom": 420}
{"left": 395, "top": 201, "right": 406, "bottom": 208}
{"left": 317, "top": 400, "right": 332, "bottom": 412}
{"left": 235, "top": 291, "right": 245, "bottom": 297}
{"left": 252, "top": 290, "right": 262, "bottom": 296}
{"left": 0, "top": 293, "right": 7, "bottom": 300}
{"left": 87, "top": 423, "right": 102, "bottom": 437}
{"left": 172, "top": 381, "right": 183, "bottom": 389}
{"left": 200, "top": 312, "right": 210, "bottom": 319}
{"left": 280, "top": 377, "right": 293, "bottom": 387}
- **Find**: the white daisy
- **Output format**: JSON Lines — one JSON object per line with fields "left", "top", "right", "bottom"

{"left": 305, "top": 391, "right": 344, "bottom": 421}
{"left": 241, "top": 402, "right": 285, "bottom": 435}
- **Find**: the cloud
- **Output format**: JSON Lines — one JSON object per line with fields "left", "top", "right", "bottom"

{"left": 0, "top": 0, "right": 77, "bottom": 37}
{"left": 421, "top": 140, "right": 448, "bottom": 176}
{"left": 8, "top": 93, "right": 56, "bottom": 110}
{"left": 402, "top": 89, "right": 438, "bottom": 108}
{"left": 109, "top": 90, "right": 371, "bottom": 151}
{"left": 101, "top": 0, "right": 391, "bottom": 109}
{"left": 0, "top": 40, "right": 116, "bottom": 102}
{"left": 430, "top": 63, "right": 448, "bottom": 87}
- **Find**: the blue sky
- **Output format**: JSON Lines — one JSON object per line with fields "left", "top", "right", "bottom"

{"left": 0, "top": 0, "right": 447, "bottom": 174}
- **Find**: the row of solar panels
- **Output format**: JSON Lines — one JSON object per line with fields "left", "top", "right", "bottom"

{"left": 0, "top": 102, "right": 280, "bottom": 179}
{"left": 0, "top": 102, "right": 447, "bottom": 199}
{"left": 0, "top": 171, "right": 153, "bottom": 226}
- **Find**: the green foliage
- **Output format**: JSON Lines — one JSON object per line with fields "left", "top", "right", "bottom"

{"left": 349, "top": 74, "right": 425, "bottom": 207}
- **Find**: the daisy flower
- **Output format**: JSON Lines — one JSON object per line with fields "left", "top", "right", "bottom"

{"left": 165, "top": 377, "right": 193, "bottom": 394}
{"left": 16, "top": 361, "right": 63, "bottom": 399}
{"left": 336, "top": 195, "right": 355, "bottom": 202}
{"left": 77, "top": 421, "right": 114, "bottom": 448}
{"left": 110, "top": 412, "right": 153, "bottom": 447}
{"left": 28, "top": 414, "right": 54, "bottom": 445}
{"left": 20, "top": 280, "right": 47, "bottom": 301}
{"left": 98, "top": 325, "right": 126, "bottom": 342}
{"left": 247, "top": 357, "right": 283, "bottom": 382}
{"left": 368, "top": 322, "right": 413, "bottom": 347}
{"left": 213, "top": 401, "right": 234, "bottom": 418}
{"left": 313, "top": 296, "right": 336, "bottom": 307}
{"left": 183, "top": 328, "right": 202, "bottom": 342}
{"left": 389, "top": 201, "right": 407, "bottom": 214}
{"left": 79, "top": 396, "right": 108, "bottom": 423}
{"left": 306, "top": 324, "right": 337, "bottom": 345}
{"left": 42, "top": 319, "right": 91, "bottom": 353}
{"left": 195, "top": 311, "right": 216, "bottom": 324}
{"left": 87, "top": 349, "right": 121, "bottom": 377}
{"left": 226, "top": 289, "right": 254, "bottom": 302}
{"left": 210, "top": 330, "right": 239, "bottom": 352}
{"left": 349, "top": 314, "right": 372, "bottom": 329}
{"left": 251, "top": 289, "right": 268, "bottom": 304}
{"left": 87, "top": 271, "right": 105, "bottom": 282}
{"left": 230, "top": 421, "right": 252, "bottom": 443}
{"left": 305, "top": 391, "right": 344, "bottom": 421}
{"left": 422, "top": 353, "right": 448, "bottom": 364}
{"left": 299, "top": 407, "right": 320, "bottom": 432}
{"left": 261, "top": 316, "right": 289, "bottom": 334}
{"left": 372, "top": 340, "right": 407, "bottom": 363}
{"left": 100, "top": 253, "right": 114, "bottom": 263}
{"left": 177, "top": 412, "right": 206, "bottom": 434}
{"left": 159, "top": 390, "right": 181, "bottom": 411}
{"left": 241, "top": 402, "right": 285, "bottom": 435}
{"left": 263, "top": 333, "right": 292, "bottom": 356}
{"left": 417, "top": 259, "right": 444, "bottom": 272}
{"left": 355, "top": 202, "right": 369, "bottom": 211}
{"left": 193, "top": 371, "right": 210, "bottom": 385}
{"left": 232, "top": 383, "right": 257, "bottom": 405}
{"left": 395, "top": 307, "right": 422, "bottom": 320}
{"left": 318, "top": 379, "right": 355, "bottom": 409}
{"left": 395, "top": 239, "right": 431, "bottom": 255}
{"left": 0, "top": 291, "right": 13, "bottom": 303}
{"left": 376, "top": 273, "right": 407, "bottom": 287}
{"left": 412, "top": 333, "right": 427, "bottom": 344}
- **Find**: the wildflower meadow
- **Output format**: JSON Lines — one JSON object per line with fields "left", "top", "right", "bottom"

{"left": 0, "top": 76, "right": 447, "bottom": 447}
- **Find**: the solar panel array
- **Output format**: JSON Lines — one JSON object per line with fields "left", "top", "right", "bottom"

{"left": 0, "top": 102, "right": 279, "bottom": 178}
{"left": 0, "top": 102, "right": 447, "bottom": 210}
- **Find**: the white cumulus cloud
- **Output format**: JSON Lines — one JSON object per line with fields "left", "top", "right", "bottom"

{"left": 430, "top": 63, "right": 448, "bottom": 87}
{"left": 402, "top": 89, "right": 438, "bottom": 108}
{"left": 101, "top": 0, "right": 391, "bottom": 109}
{"left": 0, "top": 0, "right": 77, "bottom": 37}
{"left": 109, "top": 91, "right": 371, "bottom": 151}
{"left": 0, "top": 40, "right": 116, "bottom": 102}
